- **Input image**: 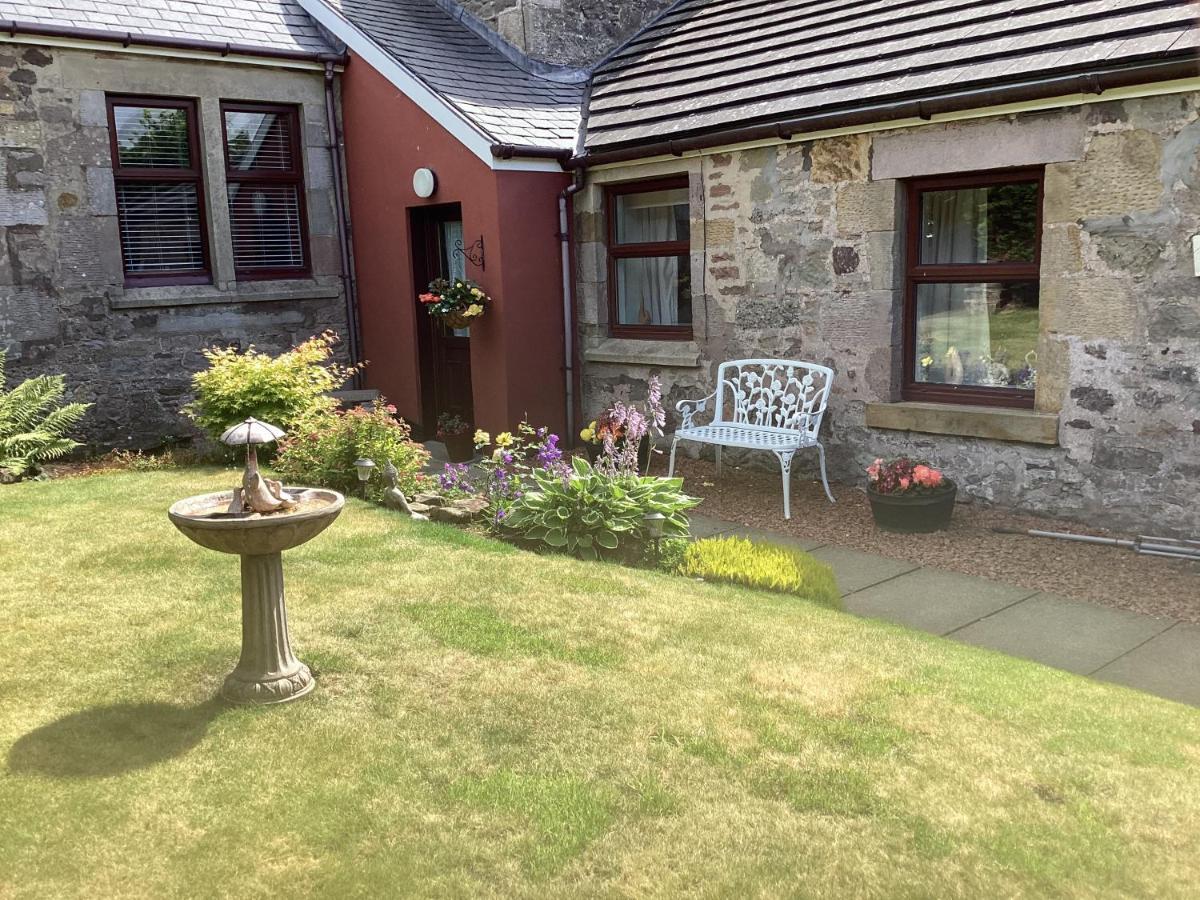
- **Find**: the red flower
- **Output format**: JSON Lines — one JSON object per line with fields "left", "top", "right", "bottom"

{"left": 419, "top": 292, "right": 438, "bottom": 304}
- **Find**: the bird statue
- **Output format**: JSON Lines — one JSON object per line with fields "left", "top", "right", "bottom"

{"left": 220, "top": 418, "right": 297, "bottom": 515}
{"left": 383, "top": 459, "right": 427, "bottom": 520}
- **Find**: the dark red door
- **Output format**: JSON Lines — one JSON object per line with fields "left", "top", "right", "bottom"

{"left": 412, "top": 204, "right": 473, "bottom": 435}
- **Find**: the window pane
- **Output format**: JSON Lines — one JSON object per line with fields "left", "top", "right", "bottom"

{"left": 228, "top": 183, "right": 304, "bottom": 270}
{"left": 615, "top": 255, "right": 691, "bottom": 326}
{"left": 113, "top": 105, "right": 190, "bottom": 168}
{"left": 615, "top": 188, "right": 689, "bottom": 244}
{"left": 920, "top": 182, "right": 1038, "bottom": 264}
{"left": 914, "top": 282, "right": 1038, "bottom": 389}
{"left": 115, "top": 182, "right": 205, "bottom": 273}
{"left": 224, "top": 110, "right": 295, "bottom": 171}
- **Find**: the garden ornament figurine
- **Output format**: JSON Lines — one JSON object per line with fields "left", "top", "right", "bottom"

{"left": 220, "top": 417, "right": 297, "bottom": 514}
{"left": 384, "top": 459, "right": 428, "bottom": 520}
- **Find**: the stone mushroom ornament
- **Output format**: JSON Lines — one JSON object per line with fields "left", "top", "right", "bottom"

{"left": 221, "top": 417, "right": 297, "bottom": 514}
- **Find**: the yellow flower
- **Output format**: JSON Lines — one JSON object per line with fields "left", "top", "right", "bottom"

{"left": 580, "top": 427, "right": 594, "bottom": 441}
{"left": 920, "top": 355, "right": 933, "bottom": 367}
{"left": 470, "top": 287, "right": 483, "bottom": 297}
{"left": 464, "top": 303, "right": 484, "bottom": 317}
{"left": 473, "top": 429, "right": 490, "bottom": 446}
{"left": 495, "top": 432, "right": 514, "bottom": 447}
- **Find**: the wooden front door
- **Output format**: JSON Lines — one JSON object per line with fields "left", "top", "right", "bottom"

{"left": 412, "top": 204, "right": 473, "bottom": 436}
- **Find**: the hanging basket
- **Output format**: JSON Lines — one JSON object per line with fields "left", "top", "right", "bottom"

{"left": 441, "top": 310, "right": 475, "bottom": 330}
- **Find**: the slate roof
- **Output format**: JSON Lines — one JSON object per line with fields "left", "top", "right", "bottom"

{"left": 0, "top": 0, "right": 336, "bottom": 55}
{"left": 320, "top": 0, "right": 582, "bottom": 150}
{"left": 586, "top": 0, "right": 1200, "bottom": 152}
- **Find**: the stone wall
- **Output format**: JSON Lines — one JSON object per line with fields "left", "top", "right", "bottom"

{"left": 455, "top": 0, "right": 674, "bottom": 68}
{"left": 0, "top": 43, "right": 349, "bottom": 450}
{"left": 575, "top": 93, "right": 1200, "bottom": 536}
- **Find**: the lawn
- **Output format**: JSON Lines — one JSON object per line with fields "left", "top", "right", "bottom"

{"left": 2, "top": 469, "right": 1199, "bottom": 898}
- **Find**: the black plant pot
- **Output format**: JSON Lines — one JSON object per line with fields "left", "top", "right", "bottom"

{"left": 442, "top": 432, "right": 475, "bottom": 463}
{"left": 867, "top": 481, "right": 957, "bottom": 533}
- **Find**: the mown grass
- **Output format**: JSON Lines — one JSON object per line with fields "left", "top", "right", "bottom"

{"left": 2, "top": 469, "right": 1199, "bottom": 898}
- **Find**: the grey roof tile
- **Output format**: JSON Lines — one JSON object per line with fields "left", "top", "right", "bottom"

{"left": 320, "top": 0, "right": 581, "bottom": 150}
{"left": 586, "top": 0, "right": 1200, "bottom": 152}
{"left": 0, "top": 0, "right": 335, "bottom": 54}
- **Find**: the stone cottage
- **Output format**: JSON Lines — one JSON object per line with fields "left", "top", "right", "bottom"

{"left": 568, "top": 0, "right": 1200, "bottom": 536}
{"left": 2, "top": 0, "right": 1197, "bottom": 536}
{"left": 0, "top": 1, "right": 355, "bottom": 446}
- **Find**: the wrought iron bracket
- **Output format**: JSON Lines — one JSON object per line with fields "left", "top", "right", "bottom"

{"left": 452, "top": 235, "right": 485, "bottom": 270}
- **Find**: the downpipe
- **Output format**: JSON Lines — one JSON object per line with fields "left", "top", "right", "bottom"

{"left": 324, "top": 61, "right": 363, "bottom": 386}
{"left": 558, "top": 169, "right": 585, "bottom": 441}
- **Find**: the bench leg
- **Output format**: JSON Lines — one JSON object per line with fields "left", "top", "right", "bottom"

{"left": 715, "top": 445, "right": 722, "bottom": 477}
{"left": 816, "top": 442, "right": 835, "bottom": 504}
{"left": 773, "top": 450, "right": 795, "bottom": 520}
{"left": 668, "top": 436, "right": 680, "bottom": 477}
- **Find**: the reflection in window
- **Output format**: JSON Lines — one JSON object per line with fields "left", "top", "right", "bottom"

{"left": 907, "top": 174, "right": 1042, "bottom": 402}
{"left": 914, "top": 282, "right": 1039, "bottom": 389}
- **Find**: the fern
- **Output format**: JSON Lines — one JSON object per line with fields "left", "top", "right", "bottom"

{"left": 0, "top": 352, "right": 90, "bottom": 480}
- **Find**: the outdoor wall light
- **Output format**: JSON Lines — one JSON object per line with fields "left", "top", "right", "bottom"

{"left": 413, "top": 167, "right": 437, "bottom": 199}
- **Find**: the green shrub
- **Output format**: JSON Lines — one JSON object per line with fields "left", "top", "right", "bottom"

{"left": 273, "top": 402, "right": 430, "bottom": 501}
{"left": 503, "top": 456, "right": 698, "bottom": 561}
{"left": 0, "top": 352, "right": 90, "bottom": 481}
{"left": 680, "top": 537, "right": 841, "bottom": 608}
{"left": 186, "top": 331, "right": 357, "bottom": 441}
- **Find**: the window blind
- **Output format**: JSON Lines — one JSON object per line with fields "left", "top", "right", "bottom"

{"left": 222, "top": 105, "right": 309, "bottom": 278}
{"left": 108, "top": 98, "right": 209, "bottom": 284}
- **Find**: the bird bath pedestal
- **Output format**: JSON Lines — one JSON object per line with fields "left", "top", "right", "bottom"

{"left": 168, "top": 488, "right": 344, "bottom": 704}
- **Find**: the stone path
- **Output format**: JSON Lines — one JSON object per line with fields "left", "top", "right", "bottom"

{"left": 691, "top": 515, "right": 1199, "bottom": 708}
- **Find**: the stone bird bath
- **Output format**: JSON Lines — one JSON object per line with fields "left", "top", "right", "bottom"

{"left": 169, "top": 418, "right": 343, "bottom": 704}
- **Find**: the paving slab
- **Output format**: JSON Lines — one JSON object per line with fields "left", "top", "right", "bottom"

{"left": 688, "top": 515, "right": 736, "bottom": 540}
{"left": 806, "top": 546, "right": 919, "bottom": 595}
{"left": 1093, "top": 623, "right": 1200, "bottom": 706}
{"left": 845, "top": 568, "right": 1036, "bottom": 635}
{"left": 949, "top": 592, "right": 1174, "bottom": 675}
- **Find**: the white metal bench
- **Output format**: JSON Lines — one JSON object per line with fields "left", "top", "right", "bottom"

{"left": 668, "top": 359, "right": 835, "bottom": 519}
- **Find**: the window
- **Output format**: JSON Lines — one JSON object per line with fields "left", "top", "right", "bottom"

{"left": 904, "top": 169, "right": 1043, "bottom": 408}
{"left": 108, "top": 97, "right": 209, "bottom": 285}
{"left": 221, "top": 102, "right": 309, "bottom": 279}
{"left": 606, "top": 177, "right": 692, "bottom": 338}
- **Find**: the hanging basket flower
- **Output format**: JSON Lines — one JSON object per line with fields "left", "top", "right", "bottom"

{"left": 419, "top": 277, "right": 491, "bottom": 329}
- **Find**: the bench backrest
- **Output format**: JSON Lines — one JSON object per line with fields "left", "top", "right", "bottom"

{"left": 713, "top": 359, "right": 834, "bottom": 440}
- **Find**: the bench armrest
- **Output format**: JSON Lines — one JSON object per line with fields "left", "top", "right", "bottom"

{"left": 676, "top": 391, "right": 716, "bottom": 430}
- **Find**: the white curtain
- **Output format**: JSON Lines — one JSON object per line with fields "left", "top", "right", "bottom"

{"left": 616, "top": 196, "right": 680, "bottom": 325}
{"left": 440, "top": 220, "right": 469, "bottom": 336}
{"left": 916, "top": 189, "right": 992, "bottom": 384}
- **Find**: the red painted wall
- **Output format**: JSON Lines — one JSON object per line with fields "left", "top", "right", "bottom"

{"left": 339, "top": 54, "right": 569, "bottom": 437}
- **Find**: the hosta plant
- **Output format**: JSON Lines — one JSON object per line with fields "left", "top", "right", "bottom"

{"left": 503, "top": 456, "right": 697, "bottom": 561}
{"left": 0, "top": 352, "right": 90, "bottom": 481}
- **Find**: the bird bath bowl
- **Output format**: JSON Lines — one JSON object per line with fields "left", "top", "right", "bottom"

{"left": 169, "top": 487, "right": 344, "bottom": 705}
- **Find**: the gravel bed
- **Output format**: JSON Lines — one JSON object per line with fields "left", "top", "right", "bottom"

{"left": 659, "top": 457, "right": 1200, "bottom": 625}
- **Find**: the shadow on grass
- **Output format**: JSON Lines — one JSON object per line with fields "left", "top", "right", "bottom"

{"left": 7, "top": 698, "right": 225, "bottom": 778}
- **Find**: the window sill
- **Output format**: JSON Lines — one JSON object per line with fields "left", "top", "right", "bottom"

{"left": 111, "top": 282, "right": 340, "bottom": 310}
{"left": 865, "top": 401, "right": 1059, "bottom": 445}
{"left": 583, "top": 338, "right": 701, "bottom": 368}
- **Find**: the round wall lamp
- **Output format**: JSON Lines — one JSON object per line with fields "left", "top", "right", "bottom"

{"left": 413, "top": 167, "right": 437, "bottom": 199}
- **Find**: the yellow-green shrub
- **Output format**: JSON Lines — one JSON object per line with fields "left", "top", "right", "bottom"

{"left": 679, "top": 537, "right": 840, "bottom": 608}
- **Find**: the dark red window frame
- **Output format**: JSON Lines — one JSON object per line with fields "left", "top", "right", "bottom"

{"left": 107, "top": 95, "right": 211, "bottom": 287}
{"left": 220, "top": 101, "right": 310, "bottom": 281}
{"left": 903, "top": 167, "right": 1044, "bottom": 409}
{"left": 605, "top": 175, "right": 693, "bottom": 341}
